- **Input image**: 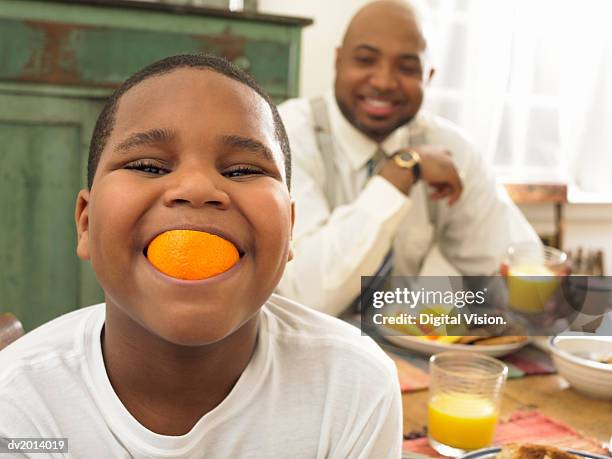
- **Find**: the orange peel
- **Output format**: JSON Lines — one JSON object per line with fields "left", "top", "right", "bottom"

{"left": 147, "top": 229, "right": 239, "bottom": 280}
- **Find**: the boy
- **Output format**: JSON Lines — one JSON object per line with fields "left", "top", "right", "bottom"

{"left": 0, "top": 54, "right": 401, "bottom": 458}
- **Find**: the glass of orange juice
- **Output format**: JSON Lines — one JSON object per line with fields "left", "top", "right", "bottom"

{"left": 427, "top": 352, "right": 508, "bottom": 456}
{"left": 506, "top": 244, "right": 567, "bottom": 314}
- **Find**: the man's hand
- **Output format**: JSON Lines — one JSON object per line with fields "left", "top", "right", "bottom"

{"left": 377, "top": 145, "right": 463, "bottom": 205}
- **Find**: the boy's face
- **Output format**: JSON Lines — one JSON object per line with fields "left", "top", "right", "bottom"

{"left": 75, "top": 68, "right": 293, "bottom": 346}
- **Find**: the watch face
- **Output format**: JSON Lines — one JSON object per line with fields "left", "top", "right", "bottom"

{"left": 399, "top": 151, "right": 414, "bottom": 161}
{"left": 393, "top": 150, "right": 419, "bottom": 169}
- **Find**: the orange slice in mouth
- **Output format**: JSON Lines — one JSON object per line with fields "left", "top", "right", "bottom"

{"left": 146, "top": 230, "right": 240, "bottom": 280}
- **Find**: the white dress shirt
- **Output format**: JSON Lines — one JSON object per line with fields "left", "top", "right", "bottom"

{"left": 277, "top": 91, "right": 540, "bottom": 316}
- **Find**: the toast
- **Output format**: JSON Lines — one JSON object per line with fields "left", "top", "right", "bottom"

{"left": 497, "top": 443, "right": 581, "bottom": 459}
{"left": 473, "top": 336, "right": 528, "bottom": 346}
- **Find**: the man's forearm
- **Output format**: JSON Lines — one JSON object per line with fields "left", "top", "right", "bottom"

{"left": 278, "top": 178, "right": 410, "bottom": 315}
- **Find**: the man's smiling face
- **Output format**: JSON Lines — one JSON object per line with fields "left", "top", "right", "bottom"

{"left": 75, "top": 68, "right": 293, "bottom": 346}
{"left": 334, "top": 3, "right": 432, "bottom": 143}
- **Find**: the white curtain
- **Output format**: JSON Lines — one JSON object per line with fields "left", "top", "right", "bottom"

{"left": 559, "top": 0, "right": 612, "bottom": 194}
{"left": 422, "top": 0, "right": 612, "bottom": 194}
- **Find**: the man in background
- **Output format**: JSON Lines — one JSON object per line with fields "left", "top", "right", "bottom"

{"left": 276, "top": 0, "right": 540, "bottom": 316}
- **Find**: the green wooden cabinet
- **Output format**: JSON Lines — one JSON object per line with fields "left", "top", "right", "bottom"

{"left": 0, "top": 0, "right": 311, "bottom": 331}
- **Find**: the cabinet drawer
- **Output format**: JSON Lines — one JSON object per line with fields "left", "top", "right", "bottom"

{"left": 0, "top": 17, "right": 290, "bottom": 99}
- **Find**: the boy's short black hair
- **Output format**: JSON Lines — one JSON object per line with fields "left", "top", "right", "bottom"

{"left": 87, "top": 53, "right": 291, "bottom": 190}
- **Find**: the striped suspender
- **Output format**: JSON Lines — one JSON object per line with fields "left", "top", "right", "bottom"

{"left": 310, "top": 96, "right": 338, "bottom": 208}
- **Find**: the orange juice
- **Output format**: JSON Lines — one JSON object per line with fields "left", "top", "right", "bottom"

{"left": 428, "top": 392, "right": 498, "bottom": 450}
{"left": 507, "top": 264, "right": 559, "bottom": 313}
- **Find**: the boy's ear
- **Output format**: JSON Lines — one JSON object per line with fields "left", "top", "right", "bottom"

{"left": 75, "top": 189, "right": 91, "bottom": 260}
{"left": 287, "top": 201, "right": 295, "bottom": 262}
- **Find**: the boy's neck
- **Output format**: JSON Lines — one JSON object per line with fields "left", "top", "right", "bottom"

{"left": 101, "top": 305, "right": 260, "bottom": 436}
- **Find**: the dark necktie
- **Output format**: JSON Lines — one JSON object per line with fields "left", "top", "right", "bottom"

{"left": 367, "top": 146, "right": 387, "bottom": 177}
{"left": 354, "top": 145, "right": 394, "bottom": 313}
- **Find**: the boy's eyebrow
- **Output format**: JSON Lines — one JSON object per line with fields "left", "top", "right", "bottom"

{"left": 114, "top": 128, "right": 176, "bottom": 152}
{"left": 114, "top": 130, "right": 275, "bottom": 161}
{"left": 219, "top": 134, "right": 274, "bottom": 162}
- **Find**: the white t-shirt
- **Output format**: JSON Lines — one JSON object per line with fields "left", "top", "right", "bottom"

{"left": 276, "top": 92, "right": 540, "bottom": 316}
{"left": 0, "top": 294, "right": 402, "bottom": 459}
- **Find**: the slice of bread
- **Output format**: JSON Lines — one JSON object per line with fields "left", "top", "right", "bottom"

{"left": 473, "top": 336, "right": 528, "bottom": 346}
{"left": 497, "top": 443, "right": 581, "bottom": 459}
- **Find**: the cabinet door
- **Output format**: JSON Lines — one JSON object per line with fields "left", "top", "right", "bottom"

{"left": 0, "top": 91, "right": 104, "bottom": 331}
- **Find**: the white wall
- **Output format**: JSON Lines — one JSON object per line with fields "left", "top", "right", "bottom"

{"left": 258, "top": 0, "right": 372, "bottom": 97}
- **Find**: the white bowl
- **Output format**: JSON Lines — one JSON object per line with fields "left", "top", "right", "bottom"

{"left": 549, "top": 336, "right": 612, "bottom": 399}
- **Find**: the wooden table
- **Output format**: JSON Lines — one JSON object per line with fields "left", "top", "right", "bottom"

{"left": 402, "top": 374, "right": 612, "bottom": 443}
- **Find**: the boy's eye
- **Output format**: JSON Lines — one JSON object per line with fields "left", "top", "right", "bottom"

{"left": 124, "top": 160, "right": 169, "bottom": 176}
{"left": 223, "top": 166, "right": 265, "bottom": 179}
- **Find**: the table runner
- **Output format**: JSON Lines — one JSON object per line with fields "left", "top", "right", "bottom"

{"left": 389, "top": 344, "right": 556, "bottom": 393}
{"left": 402, "top": 409, "right": 609, "bottom": 456}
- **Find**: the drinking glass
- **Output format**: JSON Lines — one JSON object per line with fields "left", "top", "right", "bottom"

{"left": 506, "top": 243, "right": 567, "bottom": 314}
{"left": 428, "top": 352, "right": 508, "bottom": 456}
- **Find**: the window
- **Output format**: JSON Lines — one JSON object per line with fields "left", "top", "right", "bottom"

{"left": 420, "top": 0, "right": 612, "bottom": 195}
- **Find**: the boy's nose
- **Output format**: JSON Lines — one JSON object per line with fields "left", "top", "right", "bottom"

{"left": 162, "top": 168, "right": 230, "bottom": 210}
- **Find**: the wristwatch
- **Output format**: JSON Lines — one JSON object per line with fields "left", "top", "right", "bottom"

{"left": 393, "top": 149, "right": 421, "bottom": 182}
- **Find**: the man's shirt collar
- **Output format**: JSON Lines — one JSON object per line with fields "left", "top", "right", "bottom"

{"left": 325, "top": 91, "right": 417, "bottom": 170}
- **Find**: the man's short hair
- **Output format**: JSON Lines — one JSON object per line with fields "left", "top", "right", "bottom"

{"left": 87, "top": 53, "right": 291, "bottom": 190}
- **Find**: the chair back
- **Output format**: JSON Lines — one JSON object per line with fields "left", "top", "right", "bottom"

{"left": 0, "top": 313, "right": 25, "bottom": 351}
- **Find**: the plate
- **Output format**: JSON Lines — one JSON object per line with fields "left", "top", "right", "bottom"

{"left": 458, "top": 446, "right": 609, "bottom": 458}
{"left": 383, "top": 334, "right": 529, "bottom": 357}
